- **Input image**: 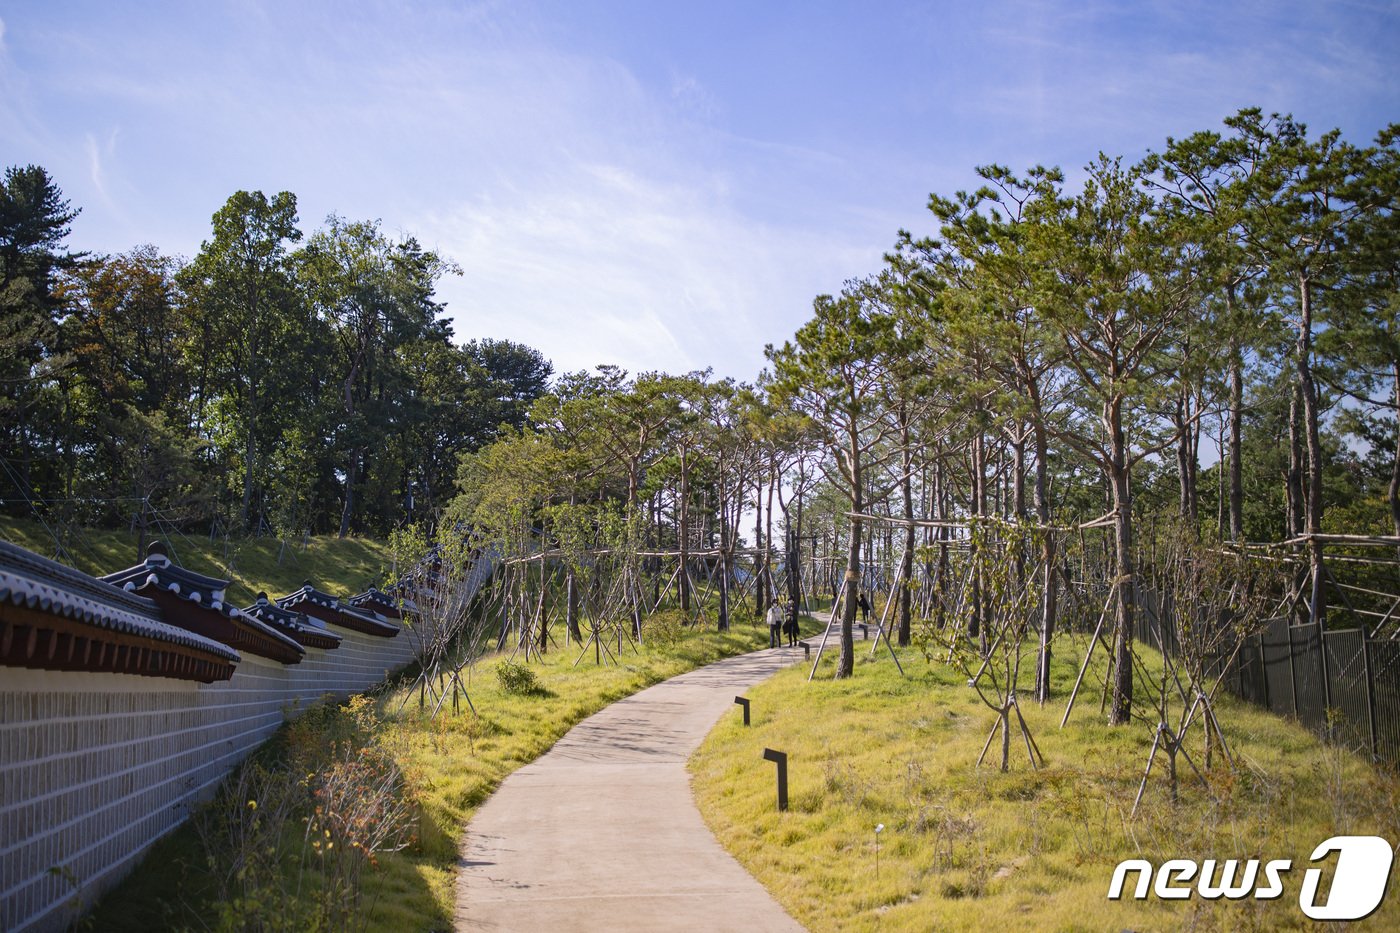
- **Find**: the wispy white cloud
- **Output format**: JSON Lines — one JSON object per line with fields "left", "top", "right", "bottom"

{"left": 668, "top": 72, "right": 721, "bottom": 123}
{"left": 3, "top": 0, "right": 1392, "bottom": 385}
{"left": 962, "top": 0, "right": 1399, "bottom": 169}
{"left": 81, "top": 127, "right": 132, "bottom": 235}
{"left": 420, "top": 155, "right": 875, "bottom": 380}
{"left": 83, "top": 132, "right": 104, "bottom": 196}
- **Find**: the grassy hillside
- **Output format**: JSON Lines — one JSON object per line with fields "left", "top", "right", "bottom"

{"left": 0, "top": 516, "right": 395, "bottom": 606}
{"left": 691, "top": 637, "right": 1400, "bottom": 932}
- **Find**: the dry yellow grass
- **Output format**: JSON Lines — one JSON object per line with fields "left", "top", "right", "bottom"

{"left": 691, "top": 637, "right": 1400, "bottom": 932}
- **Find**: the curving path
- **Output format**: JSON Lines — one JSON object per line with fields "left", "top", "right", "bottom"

{"left": 454, "top": 646, "right": 807, "bottom": 932}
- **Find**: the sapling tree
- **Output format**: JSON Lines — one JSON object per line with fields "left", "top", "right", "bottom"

{"left": 1132, "top": 526, "right": 1278, "bottom": 812}
{"left": 926, "top": 517, "right": 1046, "bottom": 772}
{"left": 389, "top": 519, "right": 493, "bottom": 718}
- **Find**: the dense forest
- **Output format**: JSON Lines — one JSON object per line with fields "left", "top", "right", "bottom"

{"left": 0, "top": 178, "right": 551, "bottom": 539}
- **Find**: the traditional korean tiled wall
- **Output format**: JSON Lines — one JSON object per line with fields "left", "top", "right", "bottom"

{"left": 0, "top": 624, "right": 424, "bottom": 933}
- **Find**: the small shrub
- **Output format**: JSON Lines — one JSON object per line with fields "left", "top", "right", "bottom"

{"left": 644, "top": 609, "right": 687, "bottom": 647}
{"left": 496, "top": 660, "right": 544, "bottom": 696}
{"left": 191, "top": 694, "right": 416, "bottom": 932}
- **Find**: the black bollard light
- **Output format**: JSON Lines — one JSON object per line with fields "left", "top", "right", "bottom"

{"left": 734, "top": 695, "right": 750, "bottom": 726}
{"left": 763, "top": 748, "right": 788, "bottom": 811}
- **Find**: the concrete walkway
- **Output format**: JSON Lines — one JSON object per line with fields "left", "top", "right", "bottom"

{"left": 454, "top": 647, "right": 807, "bottom": 932}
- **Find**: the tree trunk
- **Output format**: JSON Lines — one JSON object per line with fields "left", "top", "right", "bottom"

{"left": 242, "top": 411, "right": 256, "bottom": 535}
{"left": 1390, "top": 363, "right": 1400, "bottom": 556}
{"left": 754, "top": 479, "right": 766, "bottom": 615}
{"left": 1297, "top": 274, "right": 1327, "bottom": 626}
{"left": 786, "top": 524, "right": 803, "bottom": 621}
{"left": 1287, "top": 386, "right": 1305, "bottom": 539}
{"left": 679, "top": 449, "right": 691, "bottom": 612}
{"left": 136, "top": 496, "right": 150, "bottom": 562}
{"left": 970, "top": 432, "right": 985, "bottom": 650}
{"left": 717, "top": 480, "right": 730, "bottom": 632}
{"left": 538, "top": 559, "right": 549, "bottom": 653}
{"left": 338, "top": 448, "right": 360, "bottom": 539}
{"left": 1012, "top": 433, "right": 1026, "bottom": 592}
{"left": 566, "top": 566, "right": 581, "bottom": 641}
{"left": 839, "top": 429, "right": 862, "bottom": 679}
{"left": 1108, "top": 398, "right": 1136, "bottom": 726}
{"left": 794, "top": 479, "right": 806, "bottom": 611}
{"left": 935, "top": 461, "right": 949, "bottom": 629}
{"left": 999, "top": 702, "right": 1012, "bottom": 773}
{"left": 1175, "top": 392, "right": 1194, "bottom": 523}
{"left": 764, "top": 472, "right": 776, "bottom": 614}
{"left": 628, "top": 460, "right": 643, "bottom": 639}
{"left": 899, "top": 460, "right": 914, "bottom": 648}
{"left": 1033, "top": 411, "right": 1057, "bottom": 704}
{"left": 1228, "top": 324, "right": 1244, "bottom": 543}
{"left": 1188, "top": 389, "right": 1201, "bottom": 525}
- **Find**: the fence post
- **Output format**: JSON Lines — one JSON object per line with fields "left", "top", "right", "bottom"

{"left": 1315, "top": 545, "right": 1333, "bottom": 720}
{"left": 1258, "top": 631, "right": 1269, "bottom": 711}
{"left": 1318, "top": 623, "right": 1333, "bottom": 725}
{"left": 1289, "top": 623, "right": 1300, "bottom": 719}
{"left": 1361, "top": 625, "right": 1378, "bottom": 759}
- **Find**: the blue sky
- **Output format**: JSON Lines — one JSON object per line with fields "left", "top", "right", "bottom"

{"left": 2, "top": 1, "right": 1397, "bottom": 380}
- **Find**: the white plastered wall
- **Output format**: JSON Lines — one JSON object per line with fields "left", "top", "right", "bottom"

{"left": 0, "top": 624, "right": 422, "bottom": 932}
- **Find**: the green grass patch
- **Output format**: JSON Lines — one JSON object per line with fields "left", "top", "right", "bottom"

{"left": 691, "top": 636, "right": 1400, "bottom": 932}
{"left": 1, "top": 515, "right": 393, "bottom": 607}
{"left": 88, "top": 618, "right": 773, "bottom": 931}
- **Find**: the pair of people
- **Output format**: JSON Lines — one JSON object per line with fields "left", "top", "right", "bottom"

{"left": 767, "top": 600, "right": 800, "bottom": 647}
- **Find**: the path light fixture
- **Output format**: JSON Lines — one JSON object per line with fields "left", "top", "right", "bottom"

{"left": 763, "top": 748, "right": 788, "bottom": 811}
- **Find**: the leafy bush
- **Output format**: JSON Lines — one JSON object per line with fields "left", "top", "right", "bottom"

{"left": 643, "top": 608, "right": 688, "bottom": 647}
{"left": 495, "top": 660, "right": 544, "bottom": 696}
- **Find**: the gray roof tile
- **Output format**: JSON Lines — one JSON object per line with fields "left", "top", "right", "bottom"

{"left": 0, "top": 540, "right": 241, "bottom": 662}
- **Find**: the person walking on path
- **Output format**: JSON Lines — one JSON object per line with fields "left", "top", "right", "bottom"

{"left": 784, "top": 600, "right": 799, "bottom": 647}
{"left": 766, "top": 601, "right": 784, "bottom": 648}
{"left": 857, "top": 591, "right": 871, "bottom": 623}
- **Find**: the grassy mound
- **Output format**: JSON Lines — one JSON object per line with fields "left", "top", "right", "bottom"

{"left": 0, "top": 516, "right": 393, "bottom": 606}
{"left": 690, "top": 636, "right": 1400, "bottom": 932}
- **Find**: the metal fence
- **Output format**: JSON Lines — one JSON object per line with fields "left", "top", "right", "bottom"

{"left": 1115, "top": 582, "right": 1400, "bottom": 769}
{"left": 1216, "top": 617, "right": 1399, "bottom": 767}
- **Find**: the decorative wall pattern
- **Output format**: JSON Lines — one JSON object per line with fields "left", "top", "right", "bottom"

{"left": 1, "top": 614, "right": 422, "bottom": 932}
